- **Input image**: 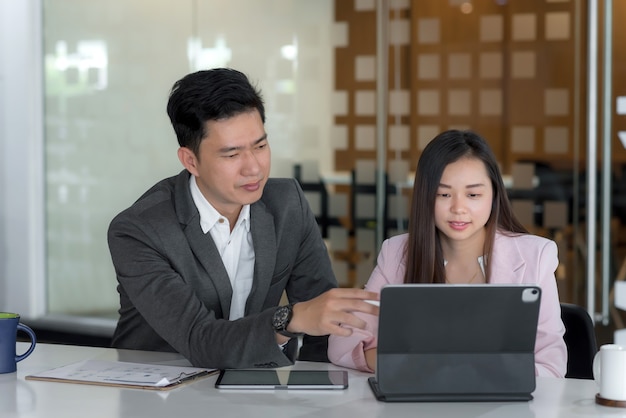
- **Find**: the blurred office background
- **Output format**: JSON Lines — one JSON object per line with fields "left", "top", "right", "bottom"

{"left": 1, "top": 0, "right": 625, "bottom": 345}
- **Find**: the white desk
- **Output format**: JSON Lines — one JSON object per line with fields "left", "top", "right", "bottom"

{"left": 0, "top": 342, "right": 618, "bottom": 418}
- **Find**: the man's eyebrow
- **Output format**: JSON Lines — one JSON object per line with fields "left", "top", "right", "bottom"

{"left": 218, "top": 134, "right": 268, "bottom": 153}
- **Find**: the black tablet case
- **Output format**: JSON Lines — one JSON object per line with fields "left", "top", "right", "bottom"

{"left": 369, "top": 284, "right": 541, "bottom": 402}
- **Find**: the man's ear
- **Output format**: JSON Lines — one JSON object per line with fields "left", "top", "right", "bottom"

{"left": 177, "top": 147, "right": 199, "bottom": 177}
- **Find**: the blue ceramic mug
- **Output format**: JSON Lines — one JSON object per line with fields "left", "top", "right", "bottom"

{"left": 0, "top": 312, "right": 37, "bottom": 374}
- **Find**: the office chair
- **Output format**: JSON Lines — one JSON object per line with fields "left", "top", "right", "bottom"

{"left": 293, "top": 163, "right": 342, "bottom": 239}
{"left": 560, "top": 303, "right": 598, "bottom": 379}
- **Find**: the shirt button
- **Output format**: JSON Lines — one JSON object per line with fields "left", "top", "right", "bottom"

{"left": 218, "top": 218, "right": 225, "bottom": 224}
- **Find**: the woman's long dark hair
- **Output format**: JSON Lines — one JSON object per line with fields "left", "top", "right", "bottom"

{"left": 404, "top": 130, "right": 527, "bottom": 284}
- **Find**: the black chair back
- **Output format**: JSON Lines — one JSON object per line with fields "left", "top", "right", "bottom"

{"left": 560, "top": 303, "right": 598, "bottom": 379}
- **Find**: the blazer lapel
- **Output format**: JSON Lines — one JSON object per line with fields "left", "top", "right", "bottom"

{"left": 174, "top": 170, "right": 233, "bottom": 318}
{"left": 246, "top": 201, "right": 277, "bottom": 314}
{"left": 490, "top": 233, "right": 526, "bottom": 284}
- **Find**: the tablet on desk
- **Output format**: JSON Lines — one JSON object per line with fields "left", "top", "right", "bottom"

{"left": 215, "top": 369, "right": 348, "bottom": 390}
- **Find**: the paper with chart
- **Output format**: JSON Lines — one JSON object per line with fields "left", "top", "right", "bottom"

{"left": 26, "top": 360, "right": 215, "bottom": 390}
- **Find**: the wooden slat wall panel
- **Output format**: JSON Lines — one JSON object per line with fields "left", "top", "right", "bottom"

{"left": 331, "top": 0, "right": 617, "bottom": 175}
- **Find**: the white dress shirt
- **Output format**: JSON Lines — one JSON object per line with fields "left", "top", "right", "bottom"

{"left": 189, "top": 176, "right": 254, "bottom": 320}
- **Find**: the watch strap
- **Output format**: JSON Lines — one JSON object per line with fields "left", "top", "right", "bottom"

{"left": 278, "top": 328, "right": 303, "bottom": 338}
{"left": 273, "top": 303, "right": 303, "bottom": 338}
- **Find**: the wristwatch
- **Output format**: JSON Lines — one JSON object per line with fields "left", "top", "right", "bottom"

{"left": 272, "top": 304, "right": 303, "bottom": 338}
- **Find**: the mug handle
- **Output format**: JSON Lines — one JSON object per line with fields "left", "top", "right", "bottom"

{"left": 16, "top": 323, "right": 37, "bottom": 363}
{"left": 593, "top": 350, "right": 601, "bottom": 386}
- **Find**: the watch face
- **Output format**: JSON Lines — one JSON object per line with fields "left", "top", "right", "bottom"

{"left": 272, "top": 306, "right": 291, "bottom": 330}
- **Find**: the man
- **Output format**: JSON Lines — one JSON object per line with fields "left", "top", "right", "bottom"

{"left": 108, "top": 68, "right": 378, "bottom": 369}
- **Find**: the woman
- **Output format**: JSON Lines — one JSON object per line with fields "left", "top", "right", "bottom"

{"left": 328, "top": 130, "right": 567, "bottom": 378}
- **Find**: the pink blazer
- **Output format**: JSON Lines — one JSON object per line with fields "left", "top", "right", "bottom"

{"left": 328, "top": 231, "right": 568, "bottom": 378}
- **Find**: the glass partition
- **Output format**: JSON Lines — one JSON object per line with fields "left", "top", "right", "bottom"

{"left": 42, "top": 0, "right": 335, "bottom": 318}
{"left": 606, "top": 0, "right": 626, "bottom": 343}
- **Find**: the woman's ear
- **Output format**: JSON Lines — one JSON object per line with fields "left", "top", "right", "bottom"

{"left": 177, "top": 147, "right": 199, "bottom": 177}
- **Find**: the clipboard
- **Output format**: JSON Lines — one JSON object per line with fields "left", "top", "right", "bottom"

{"left": 25, "top": 360, "right": 217, "bottom": 391}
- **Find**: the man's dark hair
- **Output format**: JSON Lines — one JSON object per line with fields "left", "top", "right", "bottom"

{"left": 166, "top": 68, "right": 266, "bottom": 156}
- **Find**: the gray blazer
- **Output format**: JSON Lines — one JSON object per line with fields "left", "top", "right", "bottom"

{"left": 108, "top": 170, "right": 337, "bottom": 369}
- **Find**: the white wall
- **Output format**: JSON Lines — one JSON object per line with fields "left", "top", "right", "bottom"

{"left": 0, "top": 0, "right": 46, "bottom": 317}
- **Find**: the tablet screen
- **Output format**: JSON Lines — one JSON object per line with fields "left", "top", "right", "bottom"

{"left": 215, "top": 369, "right": 348, "bottom": 390}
